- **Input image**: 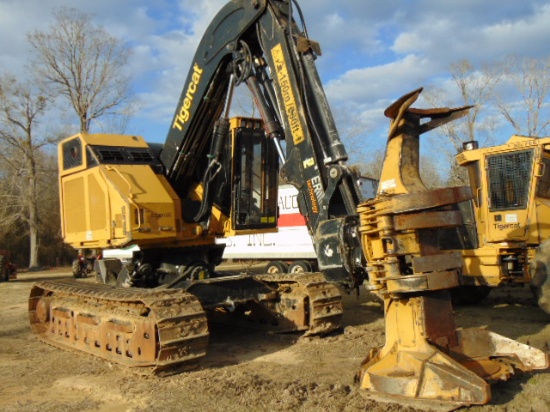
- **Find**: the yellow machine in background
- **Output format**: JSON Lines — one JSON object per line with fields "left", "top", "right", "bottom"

{"left": 449, "top": 136, "right": 550, "bottom": 312}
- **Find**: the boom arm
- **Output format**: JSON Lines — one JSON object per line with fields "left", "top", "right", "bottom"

{"left": 159, "top": 3, "right": 549, "bottom": 407}
{"left": 160, "top": 0, "right": 365, "bottom": 285}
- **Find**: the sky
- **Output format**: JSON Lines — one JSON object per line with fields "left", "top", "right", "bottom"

{"left": 1, "top": 0, "right": 550, "bottom": 167}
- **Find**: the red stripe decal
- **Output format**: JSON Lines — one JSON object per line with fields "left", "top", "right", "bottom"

{"left": 278, "top": 213, "right": 306, "bottom": 227}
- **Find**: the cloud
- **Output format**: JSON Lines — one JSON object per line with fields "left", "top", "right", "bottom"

{"left": 127, "top": 0, "right": 232, "bottom": 127}
{"left": 2, "top": 0, "right": 550, "bottom": 145}
{"left": 479, "top": 3, "right": 550, "bottom": 57}
{"left": 389, "top": 0, "right": 550, "bottom": 63}
{"left": 324, "top": 54, "right": 436, "bottom": 104}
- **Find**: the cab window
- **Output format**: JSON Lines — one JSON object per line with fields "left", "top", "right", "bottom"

{"left": 62, "top": 138, "right": 83, "bottom": 170}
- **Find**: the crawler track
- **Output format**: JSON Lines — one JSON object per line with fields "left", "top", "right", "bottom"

{"left": 255, "top": 272, "right": 344, "bottom": 335}
{"left": 28, "top": 280, "right": 209, "bottom": 375}
{"left": 28, "top": 273, "right": 342, "bottom": 374}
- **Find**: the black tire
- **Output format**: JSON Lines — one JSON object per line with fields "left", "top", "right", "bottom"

{"left": 530, "top": 239, "right": 550, "bottom": 314}
{"left": 85, "top": 260, "right": 94, "bottom": 275}
{"left": 72, "top": 259, "right": 83, "bottom": 278}
{"left": 288, "top": 260, "right": 312, "bottom": 273}
{"left": 450, "top": 285, "right": 492, "bottom": 305}
{"left": 265, "top": 261, "right": 289, "bottom": 274}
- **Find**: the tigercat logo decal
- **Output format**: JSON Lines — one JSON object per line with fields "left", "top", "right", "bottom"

{"left": 150, "top": 212, "right": 172, "bottom": 219}
{"left": 493, "top": 223, "right": 521, "bottom": 230}
{"left": 173, "top": 63, "right": 203, "bottom": 131}
{"left": 271, "top": 44, "right": 305, "bottom": 145}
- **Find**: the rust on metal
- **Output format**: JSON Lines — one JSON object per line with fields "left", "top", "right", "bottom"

{"left": 385, "top": 269, "right": 460, "bottom": 293}
{"left": 29, "top": 272, "right": 343, "bottom": 375}
{"left": 225, "top": 272, "right": 344, "bottom": 335}
{"left": 28, "top": 280, "right": 209, "bottom": 375}
{"left": 412, "top": 252, "right": 463, "bottom": 273}
{"left": 393, "top": 210, "right": 463, "bottom": 231}
{"left": 384, "top": 187, "right": 473, "bottom": 214}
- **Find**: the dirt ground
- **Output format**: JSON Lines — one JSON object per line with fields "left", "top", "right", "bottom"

{"left": 1, "top": 267, "right": 549, "bottom": 412}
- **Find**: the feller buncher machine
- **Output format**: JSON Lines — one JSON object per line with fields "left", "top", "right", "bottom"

{"left": 447, "top": 136, "right": 550, "bottom": 313}
{"left": 28, "top": 0, "right": 548, "bottom": 409}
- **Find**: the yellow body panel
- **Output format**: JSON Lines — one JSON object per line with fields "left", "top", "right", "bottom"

{"left": 58, "top": 133, "right": 217, "bottom": 250}
{"left": 61, "top": 165, "right": 183, "bottom": 248}
{"left": 461, "top": 248, "right": 512, "bottom": 286}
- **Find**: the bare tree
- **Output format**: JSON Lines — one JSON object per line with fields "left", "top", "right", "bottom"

{"left": 34, "top": 152, "right": 73, "bottom": 266}
{"left": 497, "top": 56, "right": 550, "bottom": 136}
{"left": 0, "top": 74, "right": 55, "bottom": 268}
{"left": 327, "top": 101, "right": 379, "bottom": 175}
{"left": 449, "top": 60, "right": 501, "bottom": 145}
{"left": 356, "top": 149, "right": 385, "bottom": 181}
{"left": 424, "top": 59, "right": 502, "bottom": 185}
{"left": 426, "top": 60, "right": 501, "bottom": 151}
{"left": 27, "top": 7, "right": 136, "bottom": 133}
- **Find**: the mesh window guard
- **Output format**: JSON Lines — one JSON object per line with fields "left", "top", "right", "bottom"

{"left": 62, "top": 138, "right": 83, "bottom": 170}
{"left": 487, "top": 150, "right": 533, "bottom": 211}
